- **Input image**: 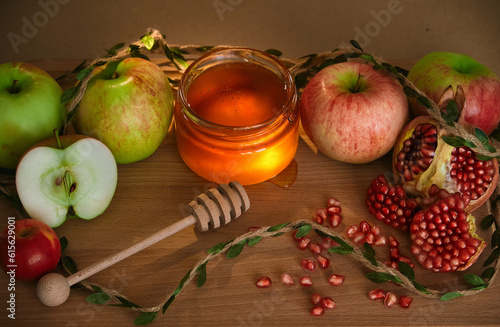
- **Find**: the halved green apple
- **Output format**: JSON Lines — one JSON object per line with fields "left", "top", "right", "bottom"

{"left": 16, "top": 134, "right": 118, "bottom": 228}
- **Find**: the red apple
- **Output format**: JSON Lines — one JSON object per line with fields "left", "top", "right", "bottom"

{"left": 407, "top": 51, "right": 500, "bottom": 135}
{"left": 0, "top": 219, "right": 61, "bottom": 281}
{"left": 300, "top": 62, "right": 409, "bottom": 164}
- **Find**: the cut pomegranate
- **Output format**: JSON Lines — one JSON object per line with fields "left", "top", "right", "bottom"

{"left": 393, "top": 115, "right": 499, "bottom": 212}
{"left": 310, "top": 304, "right": 325, "bottom": 316}
{"left": 311, "top": 293, "right": 322, "bottom": 305}
{"left": 256, "top": 276, "right": 272, "bottom": 288}
{"left": 320, "top": 297, "right": 336, "bottom": 309}
{"left": 384, "top": 292, "right": 397, "bottom": 308}
{"left": 368, "top": 289, "right": 386, "bottom": 301}
{"left": 328, "top": 274, "right": 345, "bottom": 286}
{"left": 301, "top": 259, "right": 317, "bottom": 271}
{"left": 365, "top": 174, "right": 418, "bottom": 231}
{"left": 399, "top": 295, "right": 413, "bottom": 309}
{"left": 410, "top": 193, "right": 486, "bottom": 272}
{"left": 316, "top": 255, "right": 330, "bottom": 269}
{"left": 281, "top": 273, "right": 294, "bottom": 286}
{"left": 299, "top": 275, "right": 313, "bottom": 287}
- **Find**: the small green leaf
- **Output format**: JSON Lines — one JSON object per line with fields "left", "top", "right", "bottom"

{"left": 417, "top": 96, "right": 432, "bottom": 109}
{"left": 134, "top": 312, "right": 157, "bottom": 326}
{"left": 110, "top": 296, "right": 141, "bottom": 308}
{"left": 62, "top": 255, "right": 77, "bottom": 274}
{"left": 267, "top": 223, "right": 289, "bottom": 232}
{"left": 471, "top": 284, "right": 489, "bottom": 290}
{"left": 328, "top": 246, "right": 353, "bottom": 255}
{"left": 130, "top": 51, "right": 150, "bottom": 61}
{"left": 90, "top": 285, "right": 102, "bottom": 293}
{"left": 300, "top": 54, "right": 317, "bottom": 69}
{"left": 247, "top": 236, "right": 262, "bottom": 247}
{"left": 474, "top": 128, "right": 496, "bottom": 153}
{"left": 75, "top": 67, "right": 93, "bottom": 81}
{"left": 441, "top": 292, "right": 464, "bottom": 301}
{"left": 363, "top": 243, "right": 378, "bottom": 266}
{"left": 162, "top": 295, "right": 176, "bottom": 313}
{"left": 349, "top": 39, "right": 363, "bottom": 51}
{"left": 365, "top": 272, "right": 402, "bottom": 284}
{"left": 398, "top": 261, "right": 415, "bottom": 281}
{"left": 104, "top": 42, "right": 125, "bottom": 57}
{"left": 476, "top": 154, "right": 497, "bottom": 162}
{"left": 86, "top": 292, "right": 110, "bottom": 305}
{"left": 481, "top": 267, "right": 495, "bottom": 279}
{"left": 491, "top": 229, "right": 500, "bottom": 249}
{"left": 442, "top": 136, "right": 476, "bottom": 149}
{"left": 59, "top": 236, "right": 68, "bottom": 253}
{"left": 483, "top": 248, "right": 500, "bottom": 267}
{"left": 441, "top": 99, "right": 459, "bottom": 127}
{"left": 227, "top": 240, "right": 246, "bottom": 259}
{"left": 197, "top": 263, "right": 207, "bottom": 288}
{"left": 207, "top": 241, "right": 227, "bottom": 254}
{"left": 464, "top": 274, "right": 485, "bottom": 287}
{"left": 163, "top": 44, "right": 181, "bottom": 70}
{"left": 294, "top": 71, "right": 308, "bottom": 89}
{"left": 195, "top": 46, "right": 214, "bottom": 52}
{"left": 294, "top": 224, "right": 312, "bottom": 239}
{"left": 317, "top": 58, "right": 338, "bottom": 70}
{"left": 360, "top": 54, "right": 375, "bottom": 63}
{"left": 141, "top": 34, "right": 155, "bottom": 50}
{"left": 403, "top": 86, "right": 420, "bottom": 98}
{"left": 265, "top": 49, "right": 283, "bottom": 57}
{"left": 413, "top": 281, "right": 431, "bottom": 294}
{"left": 60, "top": 86, "right": 80, "bottom": 104}
{"left": 481, "top": 214, "right": 495, "bottom": 229}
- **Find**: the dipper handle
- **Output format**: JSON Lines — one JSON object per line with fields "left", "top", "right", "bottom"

{"left": 36, "top": 181, "right": 249, "bottom": 307}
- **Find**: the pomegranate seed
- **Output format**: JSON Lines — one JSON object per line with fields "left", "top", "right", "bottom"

{"left": 388, "top": 235, "right": 399, "bottom": 248}
{"left": 297, "top": 236, "right": 311, "bottom": 250}
{"left": 308, "top": 242, "right": 322, "bottom": 255}
{"left": 346, "top": 225, "right": 358, "bottom": 237}
{"left": 321, "top": 237, "right": 337, "bottom": 249}
{"left": 311, "top": 293, "right": 322, "bottom": 305}
{"left": 359, "top": 220, "right": 371, "bottom": 234}
{"left": 374, "top": 235, "right": 387, "bottom": 246}
{"left": 320, "top": 297, "right": 336, "bottom": 309}
{"left": 256, "top": 276, "right": 272, "bottom": 288}
{"left": 313, "top": 214, "right": 325, "bottom": 225}
{"left": 247, "top": 226, "right": 260, "bottom": 232}
{"left": 371, "top": 225, "right": 382, "bottom": 236}
{"left": 310, "top": 304, "right": 325, "bottom": 316}
{"left": 301, "top": 259, "right": 317, "bottom": 271}
{"left": 328, "top": 274, "right": 345, "bottom": 286}
{"left": 399, "top": 295, "right": 413, "bottom": 308}
{"left": 316, "top": 255, "right": 330, "bottom": 269}
{"left": 352, "top": 231, "right": 367, "bottom": 244}
{"left": 280, "top": 273, "right": 294, "bottom": 286}
{"left": 365, "top": 233, "right": 375, "bottom": 245}
{"left": 328, "top": 213, "right": 343, "bottom": 227}
{"left": 327, "top": 197, "right": 341, "bottom": 207}
{"left": 368, "top": 289, "right": 386, "bottom": 301}
{"left": 384, "top": 292, "right": 397, "bottom": 307}
{"left": 300, "top": 275, "right": 313, "bottom": 287}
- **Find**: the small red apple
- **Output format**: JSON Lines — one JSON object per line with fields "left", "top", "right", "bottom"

{"left": 0, "top": 219, "right": 61, "bottom": 281}
{"left": 300, "top": 62, "right": 409, "bottom": 164}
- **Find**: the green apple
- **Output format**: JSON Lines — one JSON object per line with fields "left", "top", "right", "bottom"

{"left": 72, "top": 58, "right": 174, "bottom": 164}
{"left": 16, "top": 134, "right": 118, "bottom": 228}
{"left": 407, "top": 52, "right": 500, "bottom": 135}
{"left": 0, "top": 62, "right": 65, "bottom": 170}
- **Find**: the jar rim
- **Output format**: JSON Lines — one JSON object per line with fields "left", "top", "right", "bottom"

{"left": 177, "top": 47, "right": 297, "bottom": 132}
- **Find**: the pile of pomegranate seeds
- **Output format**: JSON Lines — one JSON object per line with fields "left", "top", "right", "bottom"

{"left": 365, "top": 174, "right": 418, "bottom": 231}
{"left": 368, "top": 289, "right": 413, "bottom": 309}
{"left": 346, "top": 220, "right": 387, "bottom": 245}
{"left": 312, "top": 197, "right": 343, "bottom": 227}
{"left": 384, "top": 235, "right": 415, "bottom": 270}
{"left": 310, "top": 292, "right": 336, "bottom": 316}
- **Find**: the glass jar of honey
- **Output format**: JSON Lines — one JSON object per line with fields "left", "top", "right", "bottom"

{"left": 175, "top": 48, "right": 299, "bottom": 185}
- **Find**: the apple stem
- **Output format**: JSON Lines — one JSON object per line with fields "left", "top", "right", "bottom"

{"left": 8, "top": 79, "right": 20, "bottom": 94}
{"left": 53, "top": 128, "right": 62, "bottom": 149}
{"left": 352, "top": 73, "right": 363, "bottom": 93}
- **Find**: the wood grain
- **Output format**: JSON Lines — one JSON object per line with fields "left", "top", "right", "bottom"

{"left": 0, "top": 59, "right": 498, "bottom": 327}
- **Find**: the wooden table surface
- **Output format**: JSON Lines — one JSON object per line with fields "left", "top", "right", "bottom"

{"left": 1, "top": 59, "right": 499, "bottom": 327}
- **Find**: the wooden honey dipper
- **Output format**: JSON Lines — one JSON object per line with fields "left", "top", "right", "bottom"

{"left": 36, "top": 181, "right": 250, "bottom": 307}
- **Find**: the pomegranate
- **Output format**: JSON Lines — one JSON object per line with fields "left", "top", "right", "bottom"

{"left": 410, "top": 193, "right": 486, "bottom": 272}
{"left": 365, "top": 174, "right": 419, "bottom": 231}
{"left": 393, "top": 115, "right": 498, "bottom": 212}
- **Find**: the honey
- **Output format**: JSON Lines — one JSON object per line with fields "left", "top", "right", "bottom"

{"left": 175, "top": 48, "right": 299, "bottom": 185}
